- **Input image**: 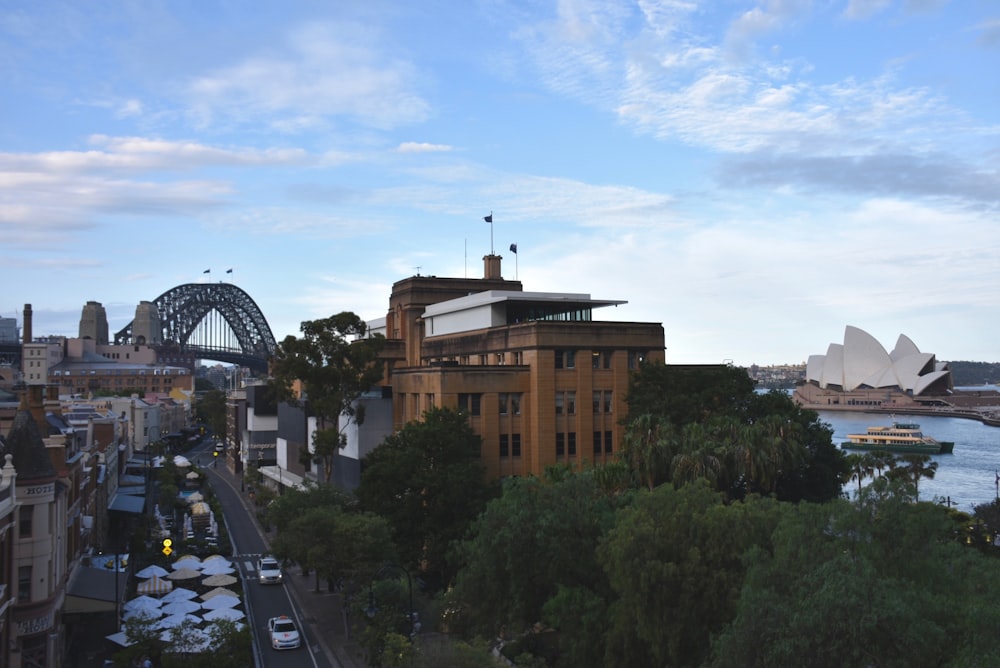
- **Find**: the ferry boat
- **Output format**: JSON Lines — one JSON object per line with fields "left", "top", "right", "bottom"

{"left": 842, "top": 421, "right": 955, "bottom": 455}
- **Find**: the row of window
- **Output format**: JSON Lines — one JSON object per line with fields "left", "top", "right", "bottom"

{"left": 459, "top": 391, "right": 613, "bottom": 416}
{"left": 53, "top": 368, "right": 188, "bottom": 376}
{"left": 497, "top": 430, "right": 614, "bottom": 458}
{"left": 432, "top": 348, "right": 648, "bottom": 369}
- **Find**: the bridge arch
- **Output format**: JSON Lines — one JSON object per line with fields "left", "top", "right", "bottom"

{"left": 114, "top": 283, "right": 278, "bottom": 373}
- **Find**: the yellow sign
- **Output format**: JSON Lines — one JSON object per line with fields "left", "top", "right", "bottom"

{"left": 162, "top": 546, "right": 173, "bottom": 556}
{"left": 163, "top": 538, "right": 173, "bottom": 548}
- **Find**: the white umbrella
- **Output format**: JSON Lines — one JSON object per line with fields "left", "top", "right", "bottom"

{"left": 200, "top": 595, "right": 240, "bottom": 611}
{"left": 185, "top": 471, "right": 200, "bottom": 480}
{"left": 160, "top": 587, "right": 198, "bottom": 603}
{"left": 203, "top": 607, "right": 244, "bottom": 622}
{"left": 202, "top": 554, "right": 227, "bottom": 563}
{"left": 105, "top": 631, "right": 133, "bottom": 647}
{"left": 136, "top": 564, "right": 169, "bottom": 579}
{"left": 173, "top": 455, "right": 191, "bottom": 467}
{"left": 200, "top": 587, "right": 239, "bottom": 601}
{"left": 172, "top": 556, "right": 202, "bottom": 570}
{"left": 200, "top": 561, "right": 234, "bottom": 576}
{"left": 124, "top": 607, "right": 163, "bottom": 622}
{"left": 162, "top": 600, "right": 202, "bottom": 616}
{"left": 123, "top": 595, "right": 162, "bottom": 612}
{"left": 186, "top": 491, "right": 204, "bottom": 503}
{"left": 158, "top": 613, "right": 202, "bottom": 629}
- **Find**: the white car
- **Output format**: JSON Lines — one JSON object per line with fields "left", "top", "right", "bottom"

{"left": 267, "top": 615, "right": 301, "bottom": 650}
{"left": 257, "top": 556, "right": 282, "bottom": 584}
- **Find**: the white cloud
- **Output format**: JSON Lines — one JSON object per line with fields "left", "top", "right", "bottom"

{"left": 397, "top": 142, "right": 453, "bottom": 153}
{"left": 185, "top": 21, "right": 430, "bottom": 131}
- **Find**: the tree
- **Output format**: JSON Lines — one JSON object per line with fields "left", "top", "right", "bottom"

{"left": 888, "top": 453, "right": 939, "bottom": 501}
{"left": 619, "top": 414, "right": 677, "bottom": 491}
{"left": 625, "top": 362, "right": 756, "bottom": 426}
{"left": 599, "top": 482, "right": 784, "bottom": 667}
{"left": 845, "top": 453, "right": 874, "bottom": 496}
{"left": 194, "top": 388, "right": 227, "bottom": 437}
{"left": 709, "top": 486, "right": 1000, "bottom": 667}
{"left": 448, "top": 470, "right": 620, "bottom": 657}
{"left": 269, "top": 312, "right": 386, "bottom": 482}
{"left": 355, "top": 407, "right": 496, "bottom": 590}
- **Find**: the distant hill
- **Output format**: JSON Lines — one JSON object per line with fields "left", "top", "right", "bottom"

{"left": 944, "top": 361, "right": 1000, "bottom": 386}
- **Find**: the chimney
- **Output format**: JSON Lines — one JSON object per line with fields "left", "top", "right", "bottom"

{"left": 23, "top": 303, "right": 32, "bottom": 343}
{"left": 483, "top": 254, "right": 503, "bottom": 280}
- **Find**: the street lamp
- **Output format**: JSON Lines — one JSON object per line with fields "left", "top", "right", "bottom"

{"left": 367, "top": 563, "right": 416, "bottom": 641}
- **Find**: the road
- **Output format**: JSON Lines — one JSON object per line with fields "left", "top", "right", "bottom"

{"left": 193, "top": 445, "right": 334, "bottom": 668}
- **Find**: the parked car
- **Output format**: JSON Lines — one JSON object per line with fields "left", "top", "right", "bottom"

{"left": 267, "top": 615, "right": 301, "bottom": 650}
{"left": 257, "top": 555, "right": 282, "bottom": 584}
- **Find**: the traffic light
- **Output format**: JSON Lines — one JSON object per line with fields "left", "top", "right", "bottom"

{"left": 162, "top": 537, "right": 173, "bottom": 556}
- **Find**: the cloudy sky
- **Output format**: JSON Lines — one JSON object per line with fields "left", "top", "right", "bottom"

{"left": 2, "top": 1, "right": 998, "bottom": 367}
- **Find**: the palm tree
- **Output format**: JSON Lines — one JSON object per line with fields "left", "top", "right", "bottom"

{"left": 845, "top": 453, "right": 874, "bottom": 496}
{"left": 671, "top": 422, "right": 722, "bottom": 488}
{"left": 622, "top": 414, "right": 677, "bottom": 491}
{"left": 893, "top": 453, "right": 938, "bottom": 501}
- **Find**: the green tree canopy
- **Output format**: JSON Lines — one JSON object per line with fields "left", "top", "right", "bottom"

{"left": 710, "top": 480, "right": 1000, "bottom": 668}
{"left": 448, "top": 470, "right": 620, "bottom": 649}
{"left": 355, "top": 407, "right": 495, "bottom": 590}
{"left": 599, "top": 482, "right": 784, "bottom": 667}
{"left": 194, "top": 388, "right": 227, "bottom": 437}
{"left": 269, "top": 312, "right": 386, "bottom": 481}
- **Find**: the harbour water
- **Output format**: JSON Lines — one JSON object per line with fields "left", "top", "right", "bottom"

{"left": 818, "top": 408, "right": 1000, "bottom": 512}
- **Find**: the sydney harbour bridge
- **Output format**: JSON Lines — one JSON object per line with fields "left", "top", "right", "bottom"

{"left": 113, "top": 282, "right": 278, "bottom": 374}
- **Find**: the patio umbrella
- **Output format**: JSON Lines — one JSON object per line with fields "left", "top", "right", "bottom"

{"left": 203, "top": 607, "right": 245, "bottom": 622}
{"left": 157, "top": 613, "right": 202, "bottom": 629}
{"left": 186, "top": 492, "right": 204, "bottom": 503}
{"left": 200, "top": 561, "right": 234, "bottom": 576}
{"left": 123, "top": 607, "right": 163, "bottom": 622}
{"left": 200, "top": 587, "right": 239, "bottom": 602}
{"left": 123, "top": 595, "right": 162, "bottom": 613}
{"left": 160, "top": 587, "right": 198, "bottom": 603}
{"left": 173, "top": 455, "right": 191, "bottom": 467}
{"left": 185, "top": 471, "right": 200, "bottom": 480}
{"left": 105, "top": 631, "right": 133, "bottom": 647}
{"left": 136, "top": 564, "right": 169, "bottom": 579}
{"left": 136, "top": 576, "right": 173, "bottom": 596}
{"left": 202, "top": 554, "right": 227, "bottom": 563}
{"left": 201, "top": 573, "right": 238, "bottom": 587}
{"left": 172, "top": 556, "right": 202, "bottom": 570}
{"left": 200, "top": 595, "right": 240, "bottom": 611}
{"left": 167, "top": 567, "right": 201, "bottom": 581}
{"left": 162, "top": 600, "right": 202, "bottom": 616}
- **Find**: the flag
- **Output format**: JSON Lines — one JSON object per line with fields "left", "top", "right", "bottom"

{"left": 203, "top": 269, "right": 210, "bottom": 274}
{"left": 226, "top": 268, "right": 233, "bottom": 274}
{"left": 484, "top": 214, "right": 492, "bottom": 223}
{"left": 509, "top": 243, "right": 517, "bottom": 254}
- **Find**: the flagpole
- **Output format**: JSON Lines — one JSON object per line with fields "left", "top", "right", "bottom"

{"left": 489, "top": 211, "right": 494, "bottom": 255}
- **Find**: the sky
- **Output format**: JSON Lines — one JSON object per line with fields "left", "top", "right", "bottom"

{"left": 2, "top": 1, "right": 998, "bottom": 367}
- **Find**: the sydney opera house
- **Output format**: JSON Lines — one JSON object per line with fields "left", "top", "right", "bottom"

{"left": 793, "top": 326, "right": 954, "bottom": 409}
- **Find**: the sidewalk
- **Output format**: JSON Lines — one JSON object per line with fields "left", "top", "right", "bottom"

{"left": 211, "top": 461, "right": 368, "bottom": 668}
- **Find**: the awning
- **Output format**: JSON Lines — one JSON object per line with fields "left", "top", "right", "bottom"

{"left": 109, "top": 492, "right": 145, "bottom": 514}
{"left": 64, "top": 566, "right": 129, "bottom": 614}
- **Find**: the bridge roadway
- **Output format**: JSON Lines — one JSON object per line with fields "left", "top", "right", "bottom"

{"left": 194, "top": 443, "right": 367, "bottom": 668}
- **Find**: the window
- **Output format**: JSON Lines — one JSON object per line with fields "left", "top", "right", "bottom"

{"left": 512, "top": 433, "right": 521, "bottom": 456}
{"left": 19, "top": 505, "right": 32, "bottom": 538}
{"left": 555, "top": 350, "right": 576, "bottom": 369}
{"left": 18, "top": 565, "right": 31, "bottom": 602}
{"left": 510, "top": 393, "right": 521, "bottom": 416}
{"left": 604, "top": 431, "right": 613, "bottom": 453}
{"left": 556, "top": 391, "right": 575, "bottom": 415}
{"left": 500, "top": 434, "right": 509, "bottom": 458}
{"left": 591, "top": 350, "right": 611, "bottom": 369}
{"left": 496, "top": 352, "right": 505, "bottom": 365}
{"left": 568, "top": 432, "right": 576, "bottom": 456}
{"left": 513, "top": 351, "right": 523, "bottom": 365}
{"left": 459, "top": 393, "right": 482, "bottom": 416}
{"left": 499, "top": 393, "right": 509, "bottom": 415}
{"left": 593, "top": 431, "right": 602, "bottom": 454}
{"left": 556, "top": 433, "right": 565, "bottom": 456}
{"left": 593, "top": 390, "right": 612, "bottom": 414}
{"left": 628, "top": 350, "right": 647, "bottom": 369}
{"left": 426, "top": 393, "right": 435, "bottom": 409}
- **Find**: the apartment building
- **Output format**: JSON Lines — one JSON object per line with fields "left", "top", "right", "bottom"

{"left": 372, "top": 254, "right": 665, "bottom": 480}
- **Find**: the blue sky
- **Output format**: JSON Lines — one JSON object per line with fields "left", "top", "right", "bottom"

{"left": 2, "top": 1, "right": 998, "bottom": 367}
